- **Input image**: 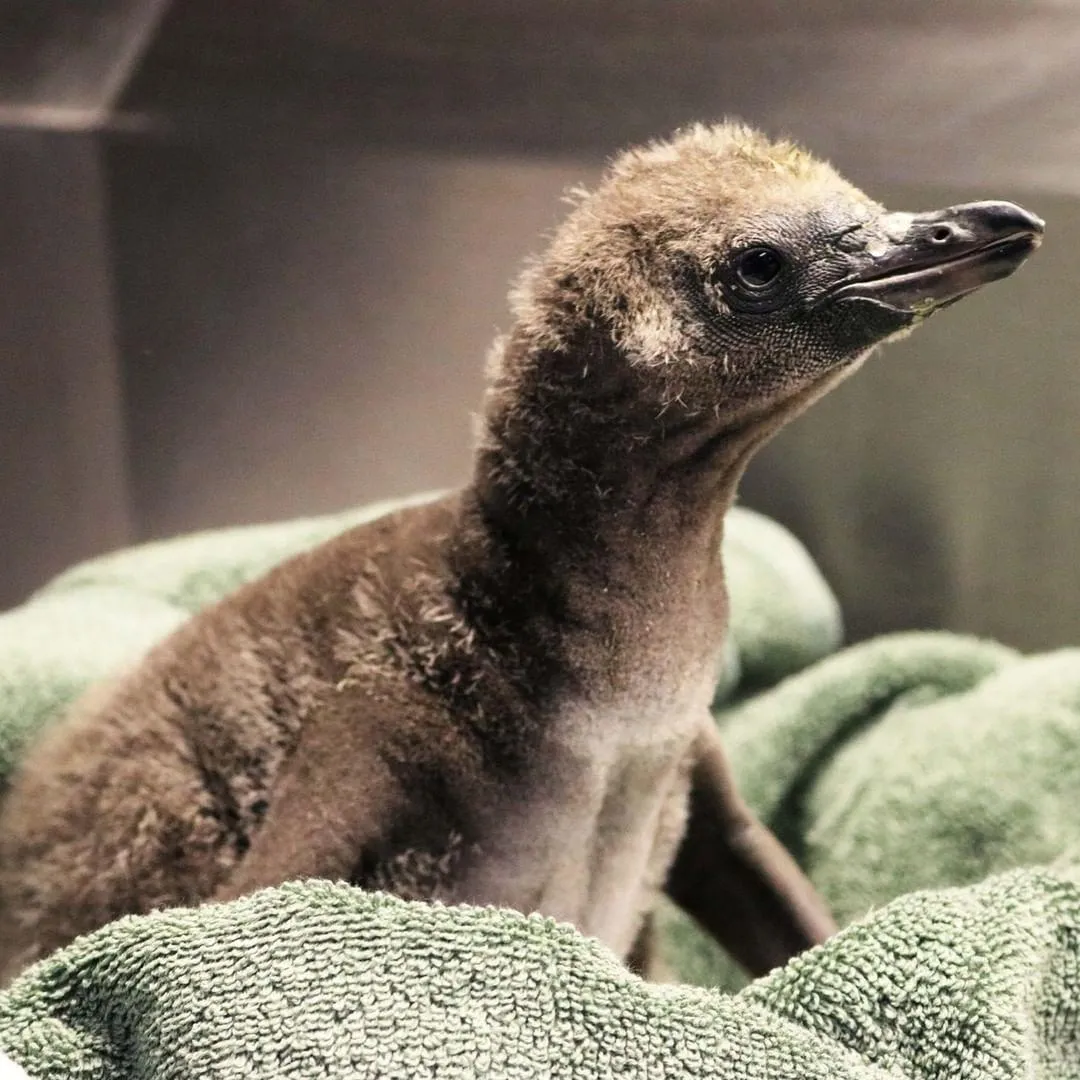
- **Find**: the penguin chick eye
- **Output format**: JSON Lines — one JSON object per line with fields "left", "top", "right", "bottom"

{"left": 702, "top": 244, "right": 790, "bottom": 314}
{"left": 732, "top": 246, "right": 786, "bottom": 290}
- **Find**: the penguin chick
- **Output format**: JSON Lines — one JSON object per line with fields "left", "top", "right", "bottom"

{"left": 0, "top": 123, "right": 1043, "bottom": 984}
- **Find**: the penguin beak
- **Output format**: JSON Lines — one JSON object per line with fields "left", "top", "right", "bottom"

{"left": 827, "top": 201, "right": 1044, "bottom": 314}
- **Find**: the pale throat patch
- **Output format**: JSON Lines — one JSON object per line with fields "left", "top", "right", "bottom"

{"left": 450, "top": 667, "right": 715, "bottom": 958}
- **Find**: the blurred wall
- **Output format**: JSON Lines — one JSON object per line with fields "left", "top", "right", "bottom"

{"left": 2, "top": 1, "right": 1079, "bottom": 656}
{"left": 108, "top": 140, "right": 580, "bottom": 536}
{"left": 107, "top": 138, "right": 1078, "bottom": 651}
{"left": 0, "top": 130, "right": 132, "bottom": 603}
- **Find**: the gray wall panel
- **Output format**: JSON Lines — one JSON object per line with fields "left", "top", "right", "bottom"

{"left": 0, "top": 130, "right": 132, "bottom": 608}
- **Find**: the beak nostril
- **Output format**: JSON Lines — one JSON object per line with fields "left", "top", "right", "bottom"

{"left": 929, "top": 225, "right": 955, "bottom": 244}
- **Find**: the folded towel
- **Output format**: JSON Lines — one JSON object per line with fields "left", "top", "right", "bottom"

{"left": 0, "top": 865, "right": 1076, "bottom": 1079}
{"left": 669, "top": 631, "right": 1080, "bottom": 991}
{"left": 723, "top": 632, "right": 1080, "bottom": 914}
{"left": 0, "top": 498, "right": 842, "bottom": 792}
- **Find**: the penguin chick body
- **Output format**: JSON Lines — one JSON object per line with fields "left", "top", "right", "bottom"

{"left": 0, "top": 123, "right": 1043, "bottom": 984}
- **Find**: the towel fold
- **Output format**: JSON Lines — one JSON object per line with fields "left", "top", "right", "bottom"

{"left": 720, "top": 633, "right": 1080, "bottom": 922}
{"left": 1, "top": 866, "right": 1077, "bottom": 1079}
{"left": 670, "top": 631, "right": 1080, "bottom": 991}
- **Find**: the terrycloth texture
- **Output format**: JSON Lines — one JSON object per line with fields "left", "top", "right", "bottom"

{"left": 0, "top": 495, "right": 841, "bottom": 792}
{"left": 3, "top": 496, "right": 1080, "bottom": 1076}
{"left": 669, "top": 631, "right": 1080, "bottom": 991}
{"left": 0, "top": 866, "right": 1078, "bottom": 1079}
{"left": 723, "top": 632, "right": 1080, "bottom": 914}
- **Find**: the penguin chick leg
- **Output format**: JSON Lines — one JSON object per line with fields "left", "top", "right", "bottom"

{"left": 213, "top": 705, "right": 404, "bottom": 903}
{"left": 626, "top": 915, "right": 676, "bottom": 983}
{"left": 664, "top": 721, "right": 836, "bottom": 977}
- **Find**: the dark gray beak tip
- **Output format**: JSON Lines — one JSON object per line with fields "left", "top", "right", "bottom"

{"left": 944, "top": 199, "right": 1044, "bottom": 245}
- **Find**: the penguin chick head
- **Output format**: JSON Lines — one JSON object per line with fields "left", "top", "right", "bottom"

{"left": 510, "top": 122, "right": 1043, "bottom": 426}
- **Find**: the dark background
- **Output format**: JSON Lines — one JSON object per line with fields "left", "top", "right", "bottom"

{"left": 3, "top": 1, "right": 1079, "bottom": 649}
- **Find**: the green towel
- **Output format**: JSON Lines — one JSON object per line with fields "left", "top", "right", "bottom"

{"left": 668, "top": 631, "right": 1080, "bottom": 991}
{"left": 0, "top": 497, "right": 842, "bottom": 792}
{"left": 0, "top": 866, "right": 1077, "bottom": 1078}
{"left": 723, "top": 632, "right": 1080, "bottom": 917}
